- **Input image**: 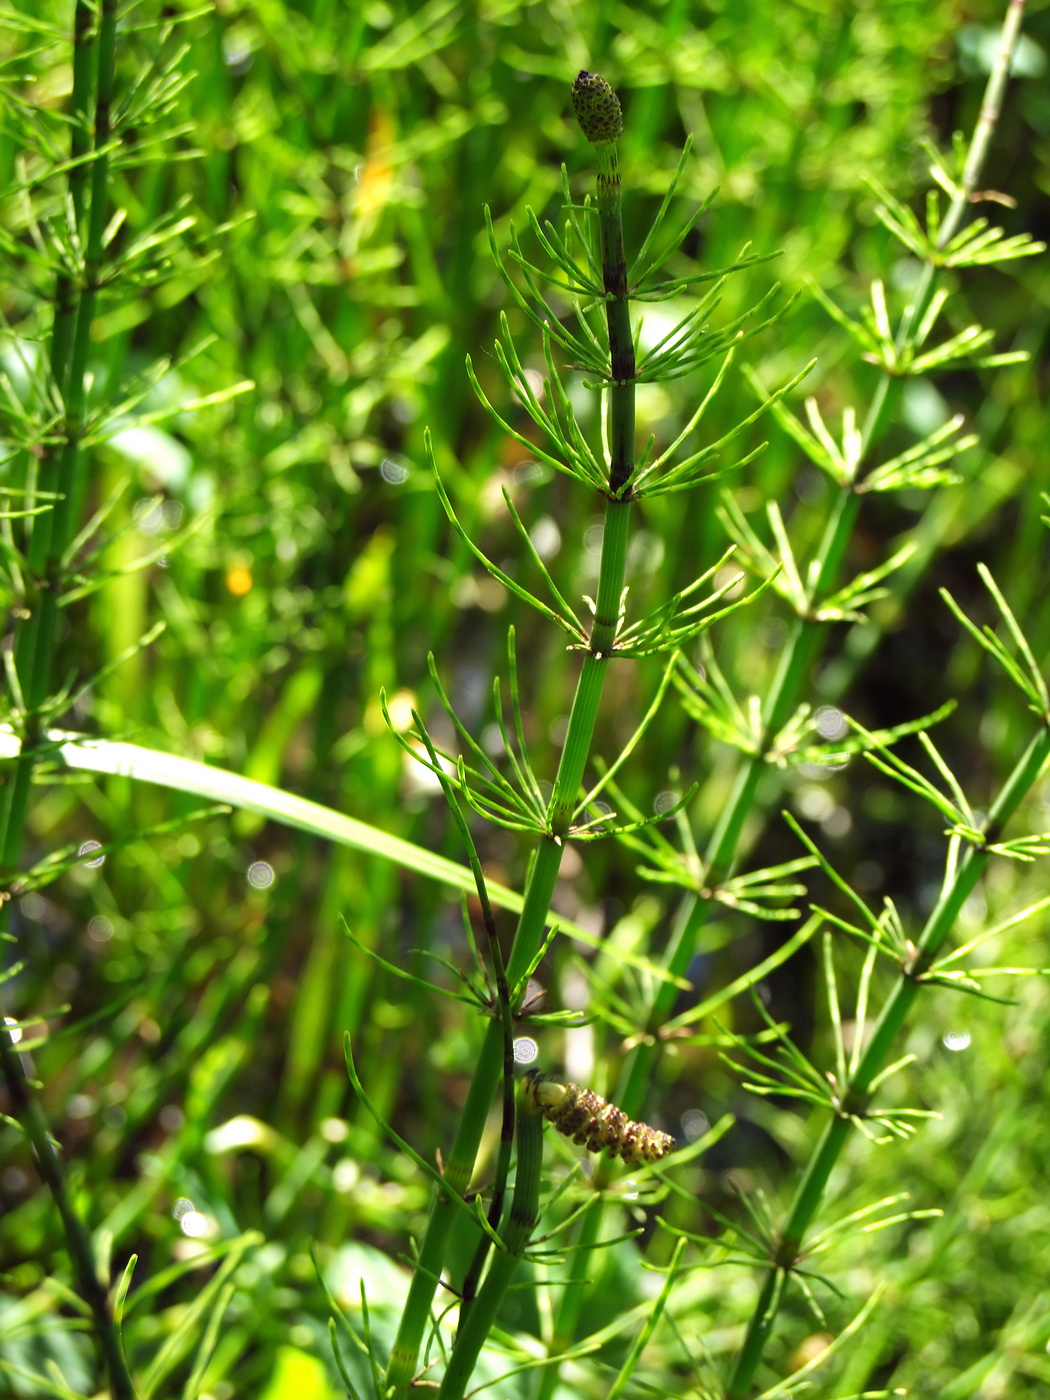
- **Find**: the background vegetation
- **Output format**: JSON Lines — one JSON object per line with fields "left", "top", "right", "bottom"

{"left": 1, "top": 1, "right": 1049, "bottom": 1397}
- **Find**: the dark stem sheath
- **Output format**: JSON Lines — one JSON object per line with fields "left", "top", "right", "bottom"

{"left": 596, "top": 145, "right": 636, "bottom": 496}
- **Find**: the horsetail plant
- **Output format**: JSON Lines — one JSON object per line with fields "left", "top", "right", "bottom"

{"left": 368, "top": 71, "right": 802, "bottom": 1400}
{"left": 530, "top": 8, "right": 1047, "bottom": 1397}
{"left": 0, "top": 8, "right": 139, "bottom": 1396}
{"left": 369, "top": 15, "right": 1043, "bottom": 1400}
{"left": 4, "top": 11, "right": 1044, "bottom": 1399}
{"left": 1, "top": 8, "right": 248, "bottom": 1396}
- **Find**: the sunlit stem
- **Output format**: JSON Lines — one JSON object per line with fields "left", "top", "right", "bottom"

{"left": 385, "top": 838, "right": 563, "bottom": 1398}
{"left": 50, "top": 0, "right": 95, "bottom": 391}
{"left": 546, "top": 502, "right": 630, "bottom": 835}
{"left": 532, "top": 1197, "right": 604, "bottom": 1400}
{"left": 834, "top": 1, "right": 1028, "bottom": 693}
{"left": 725, "top": 25, "right": 1030, "bottom": 1378}
{"left": 2, "top": 0, "right": 118, "bottom": 872}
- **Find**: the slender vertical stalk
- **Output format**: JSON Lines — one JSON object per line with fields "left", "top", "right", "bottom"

{"left": 425, "top": 745, "right": 518, "bottom": 1326}
{"left": 815, "top": 0, "right": 1029, "bottom": 690}
{"left": 50, "top": 0, "right": 96, "bottom": 392}
{"left": 0, "top": 7, "right": 136, "bottom": 1397}
{"left": 725, "top": 723, "right": 1050, "bottom": 1398}
{"left": 34, "top": 0, "right": 117, "bottom": 580}
{"left": 723, "top": 16, "right": 1032, "bottom": 1390}
{"left": 592, "top": 140, "right": 634, "bottom": 497}
{"left": 386, "top": 73, "right": 638, "bottom": 1400}
{"left": 435, "top": 1084, "right": 543, "bottom": 1400}
{"left": 857, "top": 0, "right": 1025, "bottom": 454}
{"left": 571, "top": 69, "right": 633, "bottom": 500}
{"left": 532, "top": 1183, "right": 604, "bottom": 1400}
{"left": 0, "top": 1031, "right": 138, "bottom": 1400}
{"left": 889, "top": 0, "right": 1027, "bottom": 363}
{"left": 1, "top": 0, "right": 118, "bottom": 868}
{"left": 617, "top": 486, "right": 858, "bottom": 1120}
{"left": 383, "top": 1014, "right": 504, "bottom": 1395}
{"left": 384, "top": 833, "right": 566, "bottom": 1395}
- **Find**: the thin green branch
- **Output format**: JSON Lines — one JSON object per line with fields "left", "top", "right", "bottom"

{"left": 0, "top": 1029, "right": 137, "bottom": 1399}
{"left": 725, "top": 721, "right": 1050, "bottom": 1397}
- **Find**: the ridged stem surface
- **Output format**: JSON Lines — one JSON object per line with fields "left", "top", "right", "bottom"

{"left": 0, "top": 10, "right": 138, "bottom": 1396}
{"left": 387, "top": 94, "right": 637, "bottom": 1400}
{"left": 726, "top": 723, "right": 1050, "bottom": 1397}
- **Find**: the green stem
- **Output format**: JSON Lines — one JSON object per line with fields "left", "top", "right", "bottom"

{"left": 532, "top": 1191, "right": 604, "bottom": 1400}
{"left": 436, "top": 1086, "right": 543, "bottom": 1400}
{"left": 386, "top": 838, "right": 566, "bottom": 1396}
{"left": 724, "top": 24, "right": 1030, "bottom": 1385}
{"left": 811, "top": 0, "right": 1029, "bottom": 698}
{"left": 50, "top": 0, "right": 95, "bottom": 393}
{"left": 26, "top": 0, "right": 115, "bottom": 589}
{"left": 548, "top": 502, "right": 630, "bottom": 834}
{"left": 617, "top": 488, "right": 860, "bottom": 1118}
{"left": 0, "top": 9, "right": 135, "bottom": 1398}
{"left": 424, "top": 759, "right": 518, "bottom": 1326}
{"left": 725, "top": 723, "right": 1050, "bottom": 1398}
{"left": 387, "top": 91, "right": 638, "bottom": 1400}
{"left": 886, "top": 0, "right": 1026, "bottom": 376}
{"left": 0, "top": 1030, "right": 138, "bottom": 1400}
{"left": 388, "top": 518, "right": 633, "bottom": 1395}
{"left": 383, "top": 1015, "right": 502, "bottom": 1394}
{"left": 49, "top": 0, "right": 116, "bottom": 571}
{"left": 2, "top": 0, "right": 118, "bottom": 874}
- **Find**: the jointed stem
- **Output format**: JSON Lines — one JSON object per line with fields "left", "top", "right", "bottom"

{"left": 824, "top": 0, "right": 1029, "bottom": 693}
{"left": 435, "top": 1087, "right": 543, "bottom": 1400}
{"left": 532, "top": 1186, "right": 604, "bottom": 1400}
{"left": 617, "top": 488, "right": 859, "bottom": 1119}
{"left": 726, "top": 724, "right": 1050, "bottom": 1398}
{"left": 50, "top": 0, "right": 95, "bottom": 393}
{"left": 0, "top": 7, "right": 136, "bottom": 1397}
{"left": 387, "top": 543, "right": 634, "bottom": 1396}
{"left": 595, "top": 142, "right": 636, "bottom": 496}
{"left": 1, "top": 0, "right": 119, "bottom": 870}
{"left": 0, "top": 1032, "right": 138, "bottom": 1400}
{"left": 385, "top": 839, "right": 563, "bottom": 1397}
{"left": 387, "top": 76, "right": 638, "bottom": 1400}
{"left": 724, "top": 17, "right": 1033, "bottom": 1388}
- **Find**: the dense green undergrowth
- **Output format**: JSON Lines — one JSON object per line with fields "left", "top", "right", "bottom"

{"left": 1, "top": 2, "right": 1050, "bottom": 1397}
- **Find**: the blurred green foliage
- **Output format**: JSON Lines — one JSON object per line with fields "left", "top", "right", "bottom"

{"left": 1, "top": 0, "right": 1049, "bottom": 1396}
